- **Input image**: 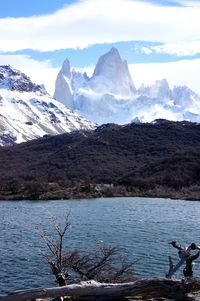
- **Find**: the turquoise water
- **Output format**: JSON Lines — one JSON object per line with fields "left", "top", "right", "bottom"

{"left": 1, "top": 197, "right": 200, "bottom": 294}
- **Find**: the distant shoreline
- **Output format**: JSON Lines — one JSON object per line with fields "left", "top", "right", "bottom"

{"left": 0, "top": 189, "right": 199, "bottom": 201}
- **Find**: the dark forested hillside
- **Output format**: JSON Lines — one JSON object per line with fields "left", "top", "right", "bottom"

{"left": 1, "top": 119, "right": 200, "bottom": 200}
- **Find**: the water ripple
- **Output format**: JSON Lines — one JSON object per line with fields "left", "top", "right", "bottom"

{"left": 0, "top": 197, "right": 200, "bottom": 294}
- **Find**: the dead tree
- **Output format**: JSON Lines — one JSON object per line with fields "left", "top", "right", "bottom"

{"left": 36, "top": 210, "right": 71, "bottom": 286}
{"left": 1, "top": 278, "right": 199, "bottom": 301}
{"left": 64, "top": 245, "right": 136, "bottom": 283}
{"left": 36, "top": 211, "right": 136, "bottom": 286}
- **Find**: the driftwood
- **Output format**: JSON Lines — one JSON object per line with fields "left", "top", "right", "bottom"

{"left": 0, "top": 278, "right": 198, "bottom": 301}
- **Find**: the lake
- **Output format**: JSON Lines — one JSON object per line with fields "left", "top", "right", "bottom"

{"left": 0, "top": 197, "right": 200, "bottom": 295}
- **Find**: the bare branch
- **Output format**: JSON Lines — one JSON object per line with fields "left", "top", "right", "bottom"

{"left": 36, "top": 211, "right": 136, "bottom": 286}
{"left": 35, "top": 227, "right": 58, "bottom": 258}
{"left": 62, "top": 245, "right": 136, "bottom": 283}
{"left": 36, "top": 210, "right": 71, "bottom": 285}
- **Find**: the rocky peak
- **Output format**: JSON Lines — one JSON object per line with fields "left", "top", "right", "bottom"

{"left": 60, "top": 58, "right": 71, "bottom": 78}
{"left": 53, "top": 48, "right": 200, "bottom": 125}
{"left": 152, "top": 79, "right": 171, "bottom": 98}
{"left": 0, "top": 65, "right": 46, "bottom": 94}
{"left": 139, "top": 79, "right": 171, "bottom": 100}
{"left": 172, "top": 85, "right": 195, "bottom": 99}
{"left": 71, "top": 70, "right": 89, "bottom": 92}
{"left": 53, "top": 59, "right": 73, "bottom": 106}
{"left": 172, "top": 85, "right": 198, "bottom": 107}
{"left": 92, "top": 47, "right": 122, "bottom": 77}
{"left": 90, "top": 47, "right": 136, "bottom": 96}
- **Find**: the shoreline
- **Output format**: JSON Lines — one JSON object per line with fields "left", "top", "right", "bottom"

{"left": 0, "top": 190, "right": 199, "bottom": 201}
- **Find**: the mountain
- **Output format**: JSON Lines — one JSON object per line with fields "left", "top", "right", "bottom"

{"left": 54, "top": 58, "right": 73, "bottom": 107}
{"left": 89, "top": 47, "right": 136, "bottom": 96}
{"left": 53, "top": 47, "right": 138, "bottom": 124}
{"left": 54, "top": 48, "right": 200, "bottom": 125}
{"left": 1, "top": 120, "right": 200, "bottom": 200}
{"left": 0, "top": 65, "right": 95, "bottom": 146}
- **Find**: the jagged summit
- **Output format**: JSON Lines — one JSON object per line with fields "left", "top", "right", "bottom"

{"left": 53, "top": 47, "right": 137, "bottom": 117}
{"left": 109, "top": 46, "right": 119, "bottom": 55}
{"left": 54, "top": 59, "right": 73, "bottom": 107}
{"left": 0, "top": 65, "right": 46, "bottom": 94}
{"left": 92, "top": 47, "right": 122, "bottom": 77}
{"left": 138, "top": 78, "right": 171, "bottom": 100}
{"left": 54, "top": 48, "right": 200, "bottom": 125}
{"left": 90, "top": 47, "right": 136, "bottom": 95}
{"left": 172, "top": 85, "right": 198, "bottom": 107}
{"left": 60, "top": 59, "right": 71, "bottom": 78}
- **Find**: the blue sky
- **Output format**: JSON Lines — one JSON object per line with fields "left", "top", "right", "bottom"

{"left": 0, "top": 0, "right": 200, "bottom": 94}
{"left": 1, "top": 0, "right": 200, "bottom": 67}
{"left": 0, "top": 0, "right": 187, "bottom": 18}
{"left": 0, "top": 0, "right": 74, "bottom": 18}
{"left": 0, "top": 0, "right": 183, "bottom": 18}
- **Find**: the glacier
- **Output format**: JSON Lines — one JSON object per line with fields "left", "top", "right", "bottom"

{"left": 54, "top": 47, "right": 200, "bottom": 125}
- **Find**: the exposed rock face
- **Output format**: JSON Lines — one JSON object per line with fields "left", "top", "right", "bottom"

{"left": 0, "top": 65, "right": 95, "bottom": 146}
{"left": 89, "top": 47, "right": 136, "bottom": 96}
{"left": 0, "top": 65, "right": 46, "bottom": 94}
{"left": 54, "top": 59, "right": 73, "bottom": 108}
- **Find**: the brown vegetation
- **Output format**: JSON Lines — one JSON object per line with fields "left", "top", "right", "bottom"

{"left": 0, "top": 120, "right": 200, "bottom": 200}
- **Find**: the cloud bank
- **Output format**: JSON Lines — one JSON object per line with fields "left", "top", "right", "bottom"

{"left": 131, "top": 59, "right": 200, "bottom": 93}
{"left": 0, "top": 0, "right": 200, "bottom": 52}
{"left": 140, "top": 41, "right": 200, "bottom": 56}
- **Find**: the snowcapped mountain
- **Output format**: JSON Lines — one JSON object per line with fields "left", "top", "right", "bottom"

{"left": 0, "top": 65, "right": 95, "bottom": 146}
{"left": 89, "top": 47, "right": 136, "bottom": 96}
{"left": 54, "top": 47, "right": 200, "bottom": 125}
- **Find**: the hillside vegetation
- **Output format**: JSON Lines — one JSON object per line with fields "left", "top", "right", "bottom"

{"left": 1, "top": 120, "right": 200, "bottom": 200}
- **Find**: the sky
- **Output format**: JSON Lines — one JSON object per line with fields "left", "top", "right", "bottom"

{"left": 1, "top": 0, "right": 200, "bottom": 94}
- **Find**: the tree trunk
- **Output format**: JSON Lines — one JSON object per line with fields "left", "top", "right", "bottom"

{"left": 0, "top": 278, "right": 198, "bottom": 301}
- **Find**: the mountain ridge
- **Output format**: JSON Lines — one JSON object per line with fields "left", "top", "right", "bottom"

{"left": 53, "top": 47, "right": 200, "bottom": 125}
{"left": 1, "top": 119, "right": 200, "bottom": 200}
{"left": 0, "top": 65, "right": 46, "bottom": 94}
{"left": 0, "top": 65, "right": 95, "bottom": 146}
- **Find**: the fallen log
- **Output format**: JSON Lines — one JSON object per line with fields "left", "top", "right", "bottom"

{"left": 0, "top": 278, "right": 197, "bottom": 301}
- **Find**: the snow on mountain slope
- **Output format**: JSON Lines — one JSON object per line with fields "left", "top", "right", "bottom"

{"left": 54, "top": 48, "right": 200, "bottom": 125}
{"left": 0, "top": 65, "right": 95, "bottom": 146}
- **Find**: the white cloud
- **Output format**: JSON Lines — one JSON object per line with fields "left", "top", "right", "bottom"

{"left": 140, "top": 41, "right": 200, "bottom": 56}
{"left": 139, "top": 46, "right": 153, "bottom": 55}
{"left": 130, "top": 59, "right": 200, "bottom": 94}
{"left": 1, "top": 0, "right": 200, "bottom": 52}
